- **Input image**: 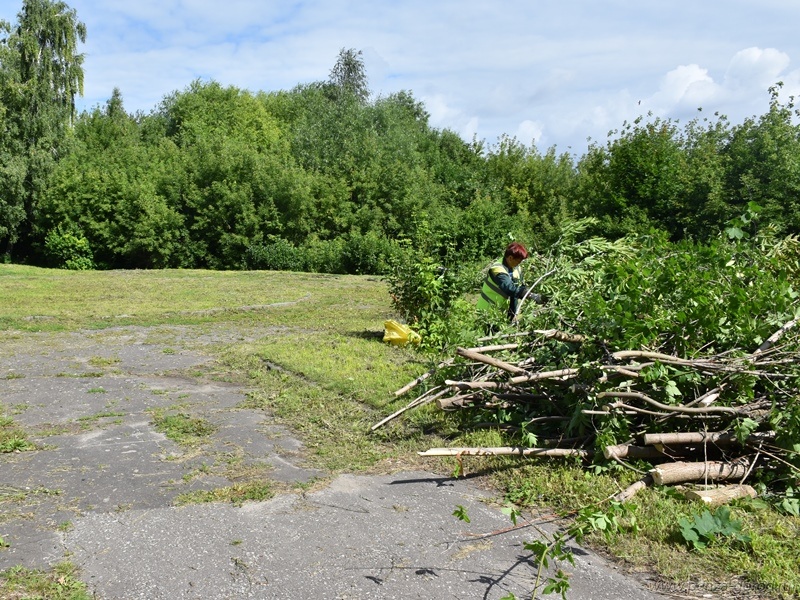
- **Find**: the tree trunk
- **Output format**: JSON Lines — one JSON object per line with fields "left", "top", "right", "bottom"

{"left": 650, "top": 459, "right": 750, "bottom": 486}
{"left": 418, "top": 447, "right": 590, "bottom": 458}
{"left": 613, "top": 475, "right": 653, "bottom": 502}
{"left": 604, "top": 444, "right": 666, "bottom": 460}
{"left": 684, "top": 484, "right": 757, "bottom": 506}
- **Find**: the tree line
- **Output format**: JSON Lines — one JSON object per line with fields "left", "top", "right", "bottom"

{"left": 2, "top": 0, "right": 800, "bottom": 273}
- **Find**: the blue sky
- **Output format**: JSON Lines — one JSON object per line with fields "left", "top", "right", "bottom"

{"left": 5, "top": 0, "right": 799, "bottom": 155}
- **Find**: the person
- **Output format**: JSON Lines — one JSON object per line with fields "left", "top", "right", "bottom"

{"left": 476, "top": 242, "right": 542, "bottom": 322}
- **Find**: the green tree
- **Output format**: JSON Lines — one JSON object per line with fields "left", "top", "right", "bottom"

{"left": 0, "top": 0, "right": 85, "bottom": 259}
{"left": 576, "top": 116, "right": 688, "bottom": 239}
{"left": 328, "top": 47, "right": 369, "bottom": 104}
{"left": 721, "top": 84, "right": 800, "bottom": 234}
{"left": 39, "top": 91, "right": 188, "bottom": 268}
{"left": 158, "top": 80, "right": 302, "bottom": 268}
{"left": 483, "top": 135, "right": 577, "bottom": 245}
{"left": 676, "top": 112, "right": 730, "bottom": 238}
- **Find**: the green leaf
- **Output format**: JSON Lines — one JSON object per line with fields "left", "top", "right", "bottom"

{"left": 452, "top": 505, "right": 470, "bottom": 523}
{"left": 501, "top": 505, "right": 520, "bottom": 526}
{"left": 664, "top": 380, "right": 682, "bottom": 399}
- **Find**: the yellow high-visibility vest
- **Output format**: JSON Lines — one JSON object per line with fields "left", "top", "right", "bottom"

{"left": 476, "top": 259, "right": 521, "bottom": 312}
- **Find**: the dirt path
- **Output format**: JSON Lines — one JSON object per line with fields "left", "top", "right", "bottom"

{"left": 1, "top": 324, "right": 671, "bottom": 599}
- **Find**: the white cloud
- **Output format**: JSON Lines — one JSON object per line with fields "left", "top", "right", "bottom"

{"left": 31, "top": 0, "right": 795, "bottom": 152}
{"left": 649, "top": 64, "right": 721, "bottom": 113}
{"left": 516, "top": 120, "right": 544, "bottom": 147}
{"left": 724, "top": 47, "right": 790, "bottom": 92}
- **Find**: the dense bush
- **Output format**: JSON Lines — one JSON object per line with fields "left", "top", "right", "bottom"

{"left": 42, "top": 226, "right": 94, "bottom": 270}
{"left": 244, "top": 237, "right": 302, "bottom": 271}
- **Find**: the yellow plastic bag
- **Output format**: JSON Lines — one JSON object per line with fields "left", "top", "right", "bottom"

{"left": 383, "top": 320, "right": 421, "bottom": 346}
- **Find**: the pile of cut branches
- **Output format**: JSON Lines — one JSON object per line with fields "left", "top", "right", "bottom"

{"left": 376, "top": 218, "right": 800, "bottom": 504}
{"left": 377, "top": 319, "right": 800, "bottom": 503}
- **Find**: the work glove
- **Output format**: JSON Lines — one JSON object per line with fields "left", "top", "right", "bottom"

{"left": 527, "top": 289, "right": 547, "bottom": 305}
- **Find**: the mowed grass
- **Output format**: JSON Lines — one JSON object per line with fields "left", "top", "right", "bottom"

{"left": 0, "top": 264, "right": 387, "bottom": 331}
{"left": 1, "top": 265, "right": 798, "bottom": 600}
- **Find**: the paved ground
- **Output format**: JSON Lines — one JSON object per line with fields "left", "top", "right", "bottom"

{"left": 0, "top": 324, "right": 672, "bottom": 599}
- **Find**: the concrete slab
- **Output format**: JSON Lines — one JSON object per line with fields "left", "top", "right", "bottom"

{"left": 1, "top": 326, "right": 668, "bottom": 599}
{"left": 64, "top": 471, "right": 666, "bottom": 600}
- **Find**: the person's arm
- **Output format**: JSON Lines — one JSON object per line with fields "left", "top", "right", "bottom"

{"left": 489, "top": 268, "right": 526, "bottom": 299}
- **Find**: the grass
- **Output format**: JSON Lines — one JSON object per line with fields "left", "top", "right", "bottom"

{"left": 0, "top": 413, "right": 36, "bottom": 453}
{"left": 76, "top": 411, "right": 126, "bottom": 429}
{"left": 0, "top": 562, "right": 90, "bottom": 600}
{"left": 174, "top": 481, "right": 275, "bottom": 506}
{"left": 149, "top": 409, "right": 216, "bottom": 447}
{"left": 1, "top": 264, "right": 798, "bottom": 599}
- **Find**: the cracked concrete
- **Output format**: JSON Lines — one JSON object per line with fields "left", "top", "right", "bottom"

{"left": 1, "top": 325, "right": 669, "bottom": 599}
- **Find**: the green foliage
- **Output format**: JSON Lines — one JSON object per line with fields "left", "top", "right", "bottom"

{"left": 43, "top": 225, "right": 94, "bottom": 270}
{"left": 385, "top": 225, "right": 481, "bottom": 349}
{"left": 38, "top": 92, "right": 188, "bottom": 268}
{"left": 0, "top": 0, "right": 86, "bottom": 258}
{"left": 577, "top": 116, "right": 687, "bottom": 239}
{"left": 340, "top": 229, "right": 398, "bottom": 275}
{"left": 302, "top": 237, "right": 346, "bottom": 274}
{"left": 678, "top": 506, "right": 751, "bottom": 551}
{"left": 0, "top": 18, "right": 799, "bottom": 275}
{"left": 0, "top": 411, "right": 35, "bottom": 452}
{"left": 244, "top": 237, "right": 302, "bottom": 271}
{"left": 723, "top": 84, "right": 800, "bottom": 234}
{"left": 482, "top": 135, "right": 577, "bottom": 244}
{"left": 776, "top": 486, "right": 800, "bottom": 517}
{"left": 571, "top": 501, "right": 639, "bottom": 542}
{"left": 452, "top": 504, "right": 471, "bottom": 523}
{"left": 0, "top": 562, "right": 91, "bottom": 600}
{"left": 415, "top": 213, "right": 800, "bottom": 489}
{"left": 150, "top": 410, "right": 216, "bottom": 447}
{"left": 328, "top": 47, "right": 369, "bottom": 104}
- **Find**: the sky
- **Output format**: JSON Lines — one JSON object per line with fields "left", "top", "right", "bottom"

{"left": 4, "top": 0, "right": 800, "bottom": 155}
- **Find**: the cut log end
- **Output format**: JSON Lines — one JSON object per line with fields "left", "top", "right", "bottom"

{"left": 684, "top": 484, "right": 757, "bottom": 506}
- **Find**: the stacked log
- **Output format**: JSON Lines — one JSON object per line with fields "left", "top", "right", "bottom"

{"left": 374, "top": 319, "right": 800, "bottom": 505}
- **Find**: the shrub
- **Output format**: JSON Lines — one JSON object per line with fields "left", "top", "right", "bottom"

{"left": 386, "top": 242, "right": 481, "bottom": 350}
{"left": 43, "top": 227, "right": 95, "bottom": 270}
{"left": 340, "top": 229, "right": 398, "bottom": 275}
{"left": 244, "top": 237, "right": 302, "bottom": 271}
{"left": 302, "top": 237, "right": 346, "bottom": 274}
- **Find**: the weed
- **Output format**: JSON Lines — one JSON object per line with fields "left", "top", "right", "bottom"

{"left": 174, "top": 481, "right": 274, "bottom": 507}
{"left": 571, "top": 501, "right": 640, "bottom": 543}
{"left": 679, "top": 506, "right": 751, "bottom": 551}
{"left": 0, "top": 561, "right": 90, "bottom": 600}
{"left": 0, "top": 436, "right": 35, "bottom": 452}
{"left": 0, "top": 415, "right": 35, "bottom": 453}
{"left": 77, "top": 411, "right": 125, "bottom": 423}
{"left": 56, "top": 371, "right": 104, "bottom": 378}
{"left": 88, "top": 355, "right": 120, "bottom": 367}
{"left": 149, "top": 410, "right": 215, "bottom": 447}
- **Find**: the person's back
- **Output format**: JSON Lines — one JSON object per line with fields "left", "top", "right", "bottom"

{"left": 476, "top": 242, "right": 529, "bottom": 322}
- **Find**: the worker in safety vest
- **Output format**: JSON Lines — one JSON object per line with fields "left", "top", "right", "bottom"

{"left": 477, "top": 242, "right": 542, "bottom": 321}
